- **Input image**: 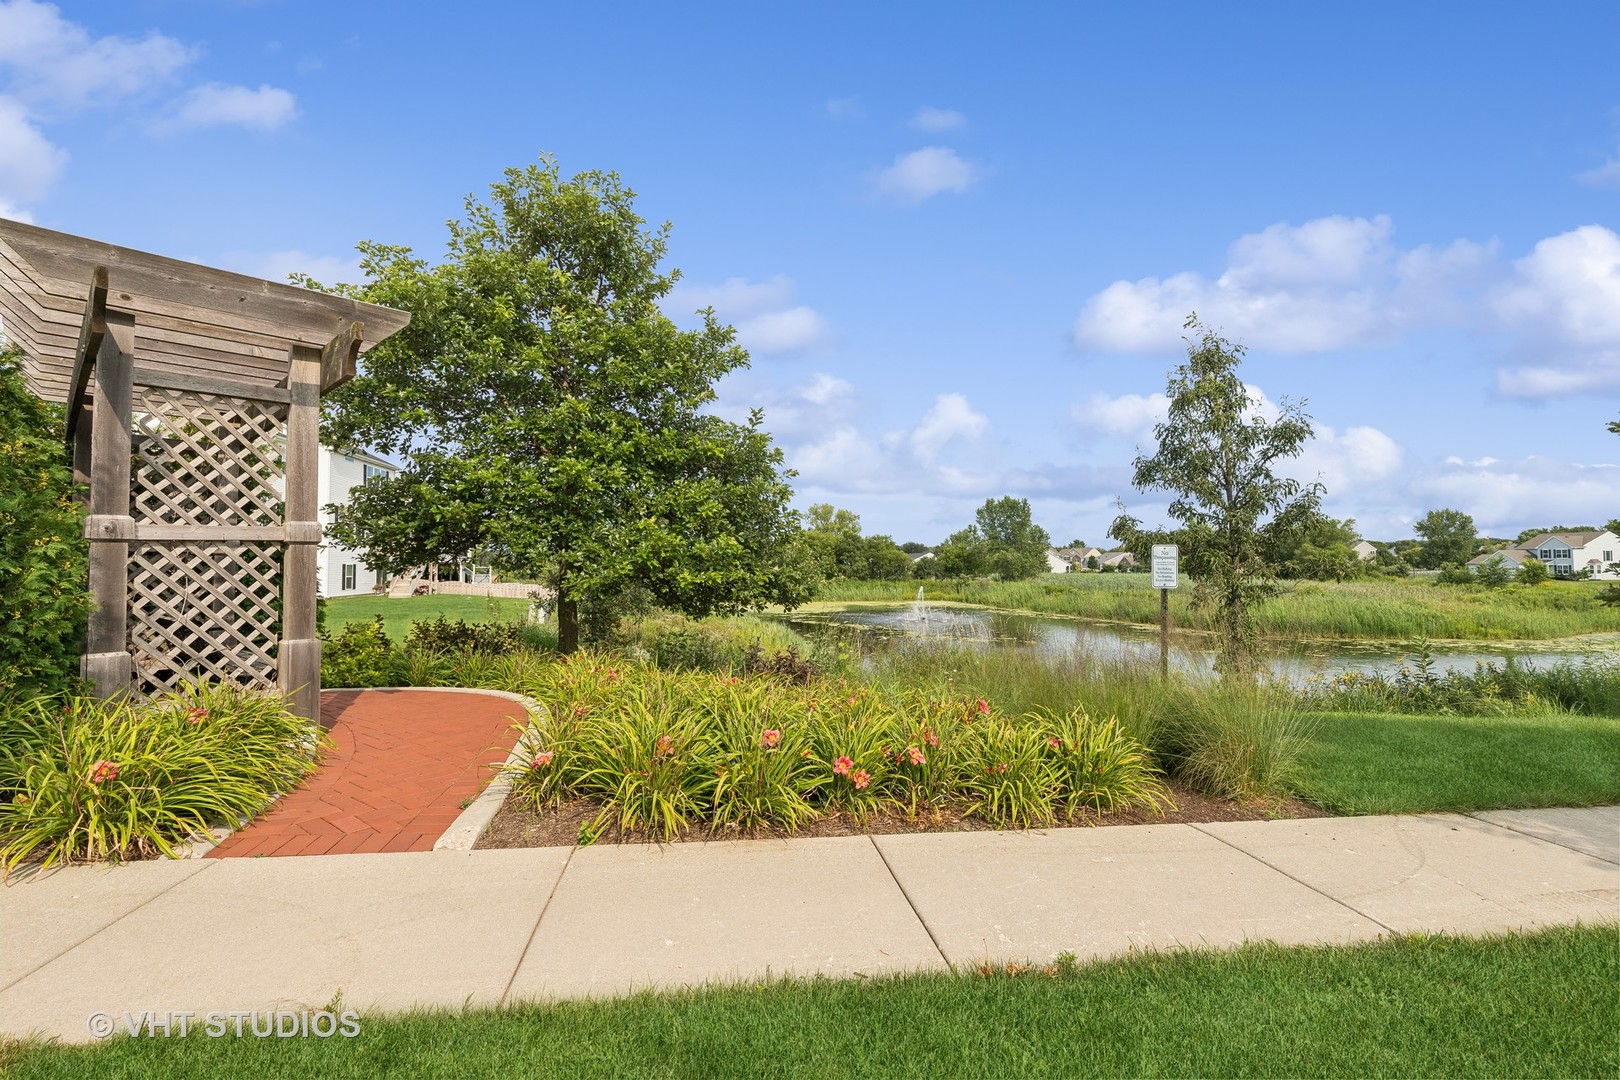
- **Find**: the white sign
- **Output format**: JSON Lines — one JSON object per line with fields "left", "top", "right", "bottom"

{"left": 1151, "top": 544, "right": 1179, "bottom": 589}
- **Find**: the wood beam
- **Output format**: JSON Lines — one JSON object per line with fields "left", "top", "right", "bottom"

{"left": 63, "top": 266, "right": 108, "bottom": 445}
{"left": 319, "top": 320, "right": 364, "bottom": 392}
{"left": 279, "top": 343, "right": 324, "bottom": 722}
{"left": 82, "top": 312, "right": 135, "bottom": 700}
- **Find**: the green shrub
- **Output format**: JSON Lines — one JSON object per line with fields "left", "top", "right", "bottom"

{"left": 1036, "top": 708, "right": 1172, "bottom": 816}
{"left": 320, "top": 617, "right": 403, "bottom": 687}
{"left": 0, "top": 682, "right": 328, "bottom": 872}
{"left": 0, "top": 349, "right": 90, "bottom": 698}
{"left": 961, "top": 719, "right": 1058, "bottom": 829}
{"left": 403, "top": 616, "right": 525, "bottom": 655}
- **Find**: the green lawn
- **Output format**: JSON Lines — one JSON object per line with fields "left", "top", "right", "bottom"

{"left": 323, "top": 594, "right": 533, "bottom": 643}
{"left": 1299, "top": 710, "right": 1620, "bottom": 815}
{"left": 7, "top": 927, "right": 1613, "bottom": 1079}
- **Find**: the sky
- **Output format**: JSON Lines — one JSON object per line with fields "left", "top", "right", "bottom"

{"left": 2, "top": 1, "right": 1617, "bottom": 547}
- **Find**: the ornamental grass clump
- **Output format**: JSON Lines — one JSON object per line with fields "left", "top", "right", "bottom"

{"left": 0, "top": 682, "right": 328, "bottom": 873}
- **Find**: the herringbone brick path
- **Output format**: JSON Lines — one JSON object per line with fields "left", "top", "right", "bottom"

{"left": 206, "top": 689, "right": 526, "bottom": 858}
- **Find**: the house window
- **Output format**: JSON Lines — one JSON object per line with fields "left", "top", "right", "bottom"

{"left": 1604, "top": 550, "right": 1614, "bottom": 563}
{"left": 341, "top": 564, "right": 357, "bottom": 591}
{"left": 363, "top": 464, "right": 390, "bottom": 484}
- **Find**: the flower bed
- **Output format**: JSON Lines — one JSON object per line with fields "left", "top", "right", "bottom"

{"left": 0, "top": 682, "right": 329, "bottom": 873}
{"left": 500, "top": 652, "right": 1173, "bottom": 840}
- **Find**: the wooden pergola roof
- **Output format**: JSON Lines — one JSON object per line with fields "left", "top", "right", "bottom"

{"left": 0, "top": 218, "right": 409, "bottom": 406}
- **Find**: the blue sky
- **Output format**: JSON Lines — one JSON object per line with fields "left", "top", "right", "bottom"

{"left": 3, "top": 1, "right": 1617, "bottom": 546}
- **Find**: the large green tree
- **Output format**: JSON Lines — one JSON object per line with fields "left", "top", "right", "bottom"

{"left": 1413, "top": 508, "right": 1477, "bottom": 569}
{"left": 317, "top": 160, "right": 809, "bottom": 651}
{"left": 800, "top": 504, "right": 910, "bottom": 580}
{"left": 1109, "top": 316, "right": 1321, "bottom": 674}
{"left": 973, "top": 496, "right": 1051, "bottom": 580}
{"left": 0, "top": 349, "right": 89, "bottom": 695}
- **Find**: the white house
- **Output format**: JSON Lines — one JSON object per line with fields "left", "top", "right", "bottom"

{"left": 317, "top": 446, "right": 399, "bottom": 596}
{"left": 1518, "top": 530, "right": 1620, "bottom": 580}
{"left": 1351, "top": 540, "right": 1377, "bottom": 561}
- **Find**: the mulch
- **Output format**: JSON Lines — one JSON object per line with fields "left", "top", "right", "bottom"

{"left": 474, "top": 779, "right": 1330, "bottom": 849}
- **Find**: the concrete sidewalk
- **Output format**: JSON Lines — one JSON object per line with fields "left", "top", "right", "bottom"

{"left": 3, "top": 807, "right": 1615, "bottom": 1044}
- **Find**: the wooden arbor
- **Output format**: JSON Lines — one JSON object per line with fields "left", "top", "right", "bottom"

{"left": 0, "top": 221, "right": 408, "bottom": 721}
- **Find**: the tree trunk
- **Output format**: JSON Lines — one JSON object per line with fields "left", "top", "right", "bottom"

{"left": 558, "top": 595, "right": 579, "bottom": 654}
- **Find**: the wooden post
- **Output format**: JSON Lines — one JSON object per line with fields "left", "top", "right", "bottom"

{"left": 82, "top": 312, "right": 136, "bottom": 699}
{"left": 1159, "top": 587, "right": 1170, "bottom": 680}
{"left": 279, "top": 343, "right": 323, "bottom": 722}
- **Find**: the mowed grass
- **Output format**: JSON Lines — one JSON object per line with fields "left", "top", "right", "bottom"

{"left": 323, "top": 594, "right": 532, "bottom": 642}
{"left": 7, "top": 927, "right": 1613, "bottom": 1079}
{"left": 1299, "top": 710, "right": 1620, "bottom": 815}
{"left": 815, "top": 575, "right": 1620, "bottom": 641}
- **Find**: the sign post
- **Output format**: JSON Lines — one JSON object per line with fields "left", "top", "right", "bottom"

{"left": 1150, "top": 544, "right": 1179, "bottom": 678}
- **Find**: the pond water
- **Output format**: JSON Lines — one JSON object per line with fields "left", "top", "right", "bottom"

{"left": 772, "top": 602, "right": 1615, "bottom": 683}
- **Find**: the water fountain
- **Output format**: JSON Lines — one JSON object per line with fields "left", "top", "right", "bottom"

{"left": 908, "top": 585, "right": 928, "bottom": 623}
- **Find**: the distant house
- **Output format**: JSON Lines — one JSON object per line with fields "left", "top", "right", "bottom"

{"left": 911, "top": 551, "right": 935, "bottom": 563}
{"left": 1351, "top": 540, "right": 1377, "bottom": 561}
{"left": 317, "top": 446, "right": 399, "bottom": 596}
{"left": 1098, "top": 550, "right": 1136, "bottom": 570}
{"left": 1045, "top": 549, "right": 1070, "bottom": 573}
{"left": 1466, "top": 548, "right": 1533, "bottom": 575}
{"left": 1516, "top": 530, "right": 1620, "bottom": 580}
{"left": 1046, "top": 546, "right": 1103, "bottom": 572}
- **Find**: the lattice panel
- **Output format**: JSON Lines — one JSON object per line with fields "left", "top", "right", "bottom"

{"left": 128, "top": 542, "right": 282, "bottom": 696}
{"left": 130, "top": 386, "right": 287, "bottom": 526}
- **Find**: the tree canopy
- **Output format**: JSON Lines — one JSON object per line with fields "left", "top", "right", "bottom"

{"left": 1110, "top": 316, "right": 1321, "bottom": 673}
{"left": 1413, "top": 508, "right": 1478, "bottom": 569}
{"left": 315, "top": 160, "right": 809, "bottom": 651}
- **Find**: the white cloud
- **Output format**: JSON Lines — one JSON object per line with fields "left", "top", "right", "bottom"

{"left": 1492, "top": 225, "right": 1620, "bottom": 399}
{"left": 666, "top": 274, "right": 831, "bottom": 355}
{"left": 0, "top": 0, "right": 193, "bottom": 112}
{"left": 824, "top": 96, "right": 862, "bottom": 120}
{"left": 233, "top": 249, "right": 365, "bottom": 287}
{"left": 1287, "top": 424, "right": 1405, "bottom": 494}
{"left": 873, "top": 146, "right": 980, "bottom": 203}
{"left": 1405, "top": 455, "right": 1620, "bottom": 537}
{"left": 0, "top": 95, "right": 66, "bottom": 206}
{"left": 1070, "top": 391, "right": 1169, "bottom": 442}
{"left": 1073, "top": 215, "right": 1499, "bottom": 354}
{"left": 911, "top": 106, "right": 966, "bottom": 132}
{"left": 908, "top": 392, "right": 988, "bottom": 462}
{"left": 165, "top": 83, "right": 297, "bottom": 132}
{"left": 1577, "top": 155, "right": 1620, "bottom": 189}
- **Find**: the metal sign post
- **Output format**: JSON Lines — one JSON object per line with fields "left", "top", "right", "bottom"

{"left": 1151, "top": 544, "right": 1179, "bottom": 678}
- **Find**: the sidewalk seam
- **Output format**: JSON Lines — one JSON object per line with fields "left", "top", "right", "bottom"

{"left": 0, "top": 862, "right": 215, "bottom": 994}
{"left": 499, "top": 845, "right": 577, "bottom": 1006}
{"left": 866, "top": 835, "right": 953, "bottom": 971}
{"left": 1460, "top": 812, "right": 1620, "bottom": 865}
{"left": 1188, "top": 824, "right": 1397, "bottom": 935}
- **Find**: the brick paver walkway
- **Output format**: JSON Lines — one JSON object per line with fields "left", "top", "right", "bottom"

{"left": 206, "top": 689, "right": 527, "bottom": 858}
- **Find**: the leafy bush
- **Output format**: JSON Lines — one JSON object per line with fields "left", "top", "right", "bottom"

{"left": 403, "top": 616, "right": 525, "bottom": 655}
{"left": 1295, "top": 643, "right": 1620, "bottom": 717}
{"left": 0, "top": 349, "right": 90, "bottom": 698}
{"left": 320, "top": 617, "right": 404, "bottom": 687}
{"left": 1036, "top": 709, "right": 1173, "bottom": 816}
{"left": 0, "top": 682, "right": 328, "bottom": 872}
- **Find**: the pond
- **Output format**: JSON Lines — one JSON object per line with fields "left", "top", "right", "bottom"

{"left": 772, "top": 601, "right": 1615, "bottom": 683}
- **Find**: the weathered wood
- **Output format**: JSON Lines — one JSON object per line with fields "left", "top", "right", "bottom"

{"left": 63, "top": 267, "right": 108, "bottom": 443}
{"left": 83, "top": 313, "right": 136, "bottom": 699}
{"left": 127, "top": 525, "right": 290, "bottom": 542}
{"left": 72, "top": 399, "right": 93, "bottom": 494}
{"left": 279, "top": 343, "right": 323, "bottom": 721}
{"left": 320, "top": 320, "right": 364, "bottom": 391}
{"left": 130, "top": 365, "right": 291, "bottom": 404}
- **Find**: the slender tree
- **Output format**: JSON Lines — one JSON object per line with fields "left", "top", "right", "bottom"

{"left": 316, "top": 160, "right": 809, "bottom": 651}
{"left": 1110, "top": 316, "right": 1322, "bottom": 674}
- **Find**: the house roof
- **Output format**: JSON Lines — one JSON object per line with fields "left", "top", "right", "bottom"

{"left": 1467, "top": 549, "right": 1532, "bottom": 566}
{"left": 0, "top": 219, "right": 409, "bottom": 405}
{"left": 1520, "top": 530, "right": 1609, "bottom": 550}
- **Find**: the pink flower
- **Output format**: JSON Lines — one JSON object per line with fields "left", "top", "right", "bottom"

{"left": 975, "top": 698, "right": 990, "bottom": 715}
{"left": 833, "top": 755, "right": 853, "bottom": 777}
{"left": 924, "top": 729, "right": 940, "bottom": 748}
{"left": 907, "top": 746, "right": 926, "bottom": 766}
{"left": 847, "top": 695, "right": 857, "bottom": 706}
{"left": 852, "top": 769, "right": 871, "bottom": 790}
{"left": 89, "top": 760, "right": 119, "bottom": 785}
{"left": 185, "top": 707, "right": 209, "bottom": 725}
{"left": 533, "top": 751, "right": 555, "bottom": 768}
{"left": 656, "top": 735, "right": 675, "bottom": 757}
{"left": 761, "top": 729, "right": 782, "bottom": 749}
{"left": 1048, "top": 737, "right": 1062, "bottom": 750}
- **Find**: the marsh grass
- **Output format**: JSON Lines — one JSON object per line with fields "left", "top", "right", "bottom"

{"left": 816, "top": 575, "right": 1620, "bottom": 640}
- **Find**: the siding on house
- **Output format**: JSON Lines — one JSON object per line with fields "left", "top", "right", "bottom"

{"left": 317, "top": 447, "right": 398, "bottom": 597}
